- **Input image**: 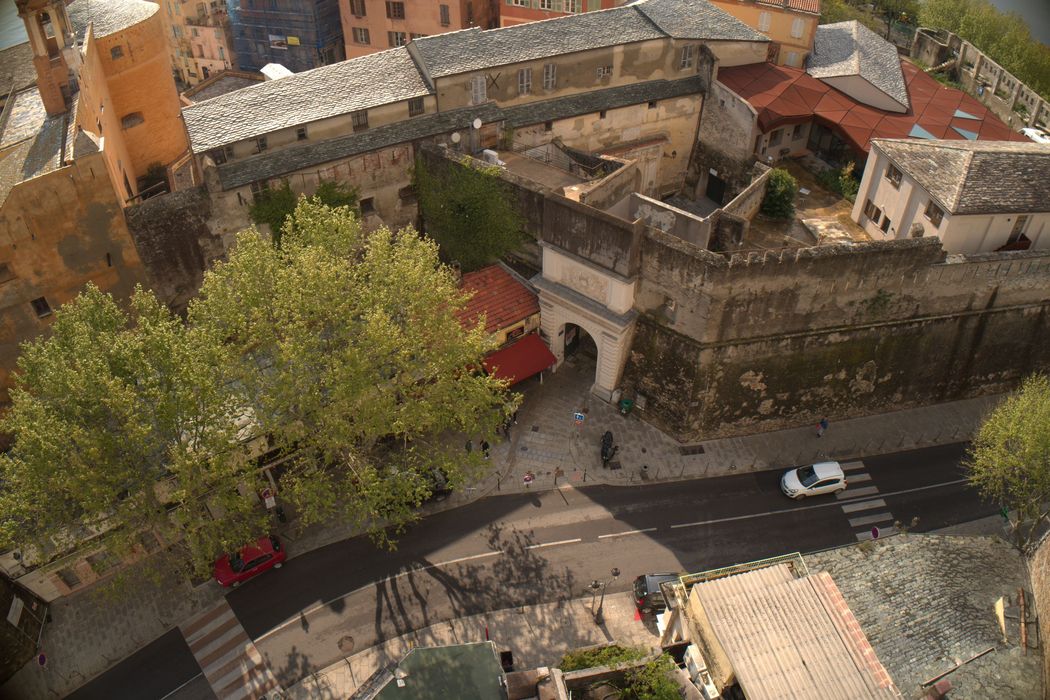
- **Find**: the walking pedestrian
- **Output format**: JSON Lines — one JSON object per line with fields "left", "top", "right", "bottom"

{"left": 481, "top": 440, "right": 491, "bottom": 459}
{"left": 816, "top": 417, "right": 829, "bottom": 438}
{"left": 465, "top": 439, "right": 474, "bottom": 453}
{"left": 511, "top": 410, "right": 518, "bottom": 425}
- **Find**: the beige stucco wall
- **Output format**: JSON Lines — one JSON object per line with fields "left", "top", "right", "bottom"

{"left": 707, "top": 0, "right": 815, "bottom": 66}
{"left": 704, "top": 39, "right": 771, "bottom": 68}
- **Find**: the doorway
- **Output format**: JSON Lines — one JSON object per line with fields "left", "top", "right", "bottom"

{"left": 705, "top": 174, "right": 727, "bottom": 205}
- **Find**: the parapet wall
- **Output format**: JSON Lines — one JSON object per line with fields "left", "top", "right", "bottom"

{"left": 624, "top": 236, "right": 1050, "bottom": 439}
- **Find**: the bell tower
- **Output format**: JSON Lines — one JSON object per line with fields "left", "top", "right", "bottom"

{"left": 16, "top": 0, "right": 76, "bottom": 115}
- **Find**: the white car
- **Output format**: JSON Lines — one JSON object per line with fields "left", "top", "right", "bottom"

{"left": 781, "top": 461, "right": 846, "bottom": 499}
{"left": 1020, "top": 127, "right": 1050, "bottom": 144}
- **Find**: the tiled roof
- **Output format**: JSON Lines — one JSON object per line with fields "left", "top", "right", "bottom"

{"left": 756, "top": 0, "right": 820, "bottom": 14}
{"left": 411, "top": 7, "right": 665, "bottom": 79}
{"left": 0, "top": 43, "right": 36, "bottom": 98}
{"left": 182, "top": 71, "right": 265, "bottom": 104}
{"left": 809, "top": 21, "right": 909, "bottom": 111}
{"left": 632, "top": 0, "right": 769, "bottom": 42}
{"left": 0, "top": 104, "right": 68, "bottom": 206}
{"left": 216, "top": 75, "right": 705, "bottom": 189}
{"left": 67, "top": 0, "right": 158, "bottom": 40}
{"left": 873, "top": 138, "right": 1050, "bottom": 215}
{"left": 183, "top": 48, "right": 431, "bottom": 152}
{"left": 692, "top": 565, "right": 900, "bottom": 699}
{"left": 718, "top": 61, "right": 1025, "bottom": 154}
{"left": 457, "top": 264, "right": 538, "bottom": 334}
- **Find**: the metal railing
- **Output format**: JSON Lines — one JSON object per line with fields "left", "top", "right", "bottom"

{"left": 679, "top": 551, "right": 808, "bottom": 588}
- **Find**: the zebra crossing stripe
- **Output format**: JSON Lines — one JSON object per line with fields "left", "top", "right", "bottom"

{"left": 840, "top": 498, "right": 886, "bottom": 514}
{"left": 848, "top": 512, "right": 896, "bottom": 528}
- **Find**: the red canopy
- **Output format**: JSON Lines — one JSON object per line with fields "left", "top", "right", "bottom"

{"left": 482, "top": 333, "right": 557, "bottom": 385}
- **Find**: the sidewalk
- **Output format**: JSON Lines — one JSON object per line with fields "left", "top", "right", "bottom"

{"left": 0, "top": 357, "right": 1005, "bottom": 700}
{"left": 283, "top": 592, "right": 659, "bottom": 699}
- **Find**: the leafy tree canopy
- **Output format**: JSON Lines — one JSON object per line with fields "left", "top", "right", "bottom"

{"left": 967, "top": 374, "right": 1050, "bottom": 552}
{"left": 249, "top": 180, "right": 358, "bottom": 247}
{"left": 414, "top": 155, "right": 524, "bottom": 272}
{"left": 760, "top": 167, "right": 798, "bottom": 220}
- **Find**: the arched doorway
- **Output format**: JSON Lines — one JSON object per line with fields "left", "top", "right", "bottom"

{"left": 563, "top": 322, "right": 597, "bottom": 362}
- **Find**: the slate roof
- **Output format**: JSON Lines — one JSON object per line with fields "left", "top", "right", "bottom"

{"left": 0, "top": 42, "right": 36, "bottom": 98}
{"left": 67, "top": 0, "right": 158, "bottom": 40}
{"left": 216, "top": 74, "right": 705, "bottom": 189}
{"left": 457, "top": 264, "right": 538, "bottom": 334}
{"left": 632, "top": 0, "right": 769, "bottom": 42}
{"left": 411, "top": 7, "right": 665, "bottom": 79}
{"left": 873, "top": 138, "right": 1050, "bottom": 215}
{"left": 0, "top": 101, "right": 68, "bottom": 206}
{"left": 809, "top": 20, "right": 909, "bottom": 111}
{"left": 183, "top": 47, "right": 431, "bottom": 152}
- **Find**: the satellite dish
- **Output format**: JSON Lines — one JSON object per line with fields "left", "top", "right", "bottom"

{"left": 450, "top": 132, "right": 461, "bottom": 143}
{"left": 472, "top": 118, "right": 482, "bottom": 130}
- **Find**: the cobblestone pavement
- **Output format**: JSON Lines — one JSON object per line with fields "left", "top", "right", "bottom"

{"left": 1, "top": 356, "right": 1007, "bottom": 700}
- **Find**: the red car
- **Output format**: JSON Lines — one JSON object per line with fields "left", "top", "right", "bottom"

{"left": 214, "top": 535, "right": 286, "bottom": 587}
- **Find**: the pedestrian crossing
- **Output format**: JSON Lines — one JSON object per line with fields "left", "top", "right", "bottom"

{"left": 181, "top": 599, "right": 281, "bottom": 700}
{"left": 837, "top": 461, "right": 897, "bottom": 541}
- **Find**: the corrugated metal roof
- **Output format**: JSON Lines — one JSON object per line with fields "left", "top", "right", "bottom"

{"left": 692, "top": 565, "right": 900, "bottom": 699}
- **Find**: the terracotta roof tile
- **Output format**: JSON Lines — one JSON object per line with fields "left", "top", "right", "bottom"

{"left": 456, "top": 264, "right": 538, "bottom": 335}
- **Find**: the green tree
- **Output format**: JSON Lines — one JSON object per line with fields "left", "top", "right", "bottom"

{"left": 414, "top": 155, "right": 524, "bottom": 272}
{"left": 0, "top": 286, "right": 261, "bottom": 577}
{"left": 249, "top": 180, "right": 358, "bottom": 247}
{"left": 622, "top": 655, "right": 681, "bottom": 700}
{"left": 760, "top": 167, "right": 797, "bottom": 219}
{"left": 190, "top": 198, "right": 514, "bottom": 542}
{"left": 966, "top": 374, "right": 1050, "bottom": 552}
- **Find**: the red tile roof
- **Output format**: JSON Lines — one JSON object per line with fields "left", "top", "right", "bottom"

{"left": 456, "top": 264, "right": 539, "bottom": 334}
{"left": 756, "top": 0, "right": 821, "bottom": 15}
{"left": 718, "top": 60, "right": 1027, "bottom": 155}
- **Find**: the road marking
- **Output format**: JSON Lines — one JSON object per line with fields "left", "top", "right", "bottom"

{"left": 848, "top": 473, "right": 873, "bottom": 483}
{"left": 668, "top": 478, "right": 967, "bottom": 530}
{"left": 856, "top": 525, "right": 897, "bottom": 541}
{"left": 838, "top": 485, "right": 879, "bottom": 499}
{"left": 597, "top": 528, "right": 658, "bottom": 539}
{"left": 526, "top": 538, "right": 582, "bottom": 549}
{"left": 840, "top": 498, "right": 887, "bottom": 513}
{"left": 159, "top": 673, "right": 204, "bottom": 700}
{"left": 848, "top": 512, "right": 895, "bottom": 528}
{"left": 841, "top": 461, "right": 866, "bottom": 471}
{"left": 254, "top": 550, "right": 504, "bottom": 643}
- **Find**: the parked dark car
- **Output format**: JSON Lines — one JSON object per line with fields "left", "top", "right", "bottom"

{"left": 213, "top": 535, "right": 286, "bottom": 587}
{"left": 633, "top": 572, "right": 679, "bottom": 614}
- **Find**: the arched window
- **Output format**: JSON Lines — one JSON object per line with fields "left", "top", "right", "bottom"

{"left": 121, "top": 112, "right": 144, "bottom": 129}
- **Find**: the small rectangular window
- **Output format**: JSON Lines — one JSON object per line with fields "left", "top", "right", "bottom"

{"left": 0, "top": 263, "right": 15, "bottom": 283}
{"left": 256, "top": 136, "right": 267, "bottom": 152}
{"left": 408, "top": 96, "right": 425, "bottom": 117}
{"left": 440, "top": 3, "right": 450, "bottom": 25}
{"left": 540, "top": 0, "right": 553, "bottom": 8}
{"left": 517, "top": 67, "right": 531, "bottom": 96}
{"left": 349, "top": 0, "right": 365, "bottom": 16}
{"left": 924, "top": 200, "right": 943, "bottom": 227}
{"left": 351, "top": 110, "right": 368, "bottom": 131}
{"left": 352, "top": 27, "right": 370, "bottom": 44}
{"left": 758, "top": 11, "right": 771, "bottom": 31}
{"left": 296, "top": 126, "right": 308, "bottom": 141}
{"left": 648, "top": 101, "right": 657, "bottom": 109}
{"left": 596, "top": 65, "right": 611, "bottom": 79}
{"left": 110, "top": 45, "right": 124, "bottom": 60}
{"left": 679, "top": 44, "right": 695, "bottom": 70}
{"left": 885, "top": 164, "right": 902, "bottom": 188}
{"left": 792, "top": 124, "right": 802, "bottom": 140}
{"left": 599, "top": 110, "right": 607, "bottom": 119}
{"left": 385, "top": 1, "right": 405, "bottom": 19}
{"left": 398, "top": 185, "right": 417, "bottom": 203}
{"left": 786, "top": 51, "right": 799, "bottom": 67}
{"left": 470, "top": 75, "right": 487, "bottom": 104}
{"left": 31, "top": 297, "right": 52, "bottom": 319}
{"left": 880, "top": 216, "right": 892, "bottom": 233}
{"left": 543, "top": 62, "right": 556, "bottom": 90}
{"left": 388, "top": 31, "right": 407, "bottom": 46}
{"left": 768, "top": 129, "right": 782, "bottom": 147}
{"left": 211, "top": 147, "right": 228, "bottom": 165}
{"left": 544, "top": 120, "right": 553, "bottom": 132}
{"left": 791, "top": 17, "right": 805, "bottom": 39}
{"left": 360, "top": 196, "right": 376, "bottom": 214}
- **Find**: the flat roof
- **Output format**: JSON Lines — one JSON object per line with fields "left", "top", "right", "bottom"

{"left": 372, "top": 642, "right": 508, "bottom": 700}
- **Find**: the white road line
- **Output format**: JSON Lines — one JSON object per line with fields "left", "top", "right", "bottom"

{"left": 526, "top": 538, "right": 582, "bottom": 549}
{"left": 254, "top": 550, "right": 504, "bottom": 643}
{"left": 840, "top": 498, "right": 887, "bottom": 514}
{"left": 848, "top": 512, "right": 895, "bottom": 528}
{"left": 669, "top": 478, "right": 967, "bottom": 530}
{"left": 159, "top": 673, "right": 204, "bottom": 700}
{"left": 838, "top": 485, "right": 879, "bottom": 499}
{"left": 856, "top": 525, "right": 897, "bottom": 541}
{"left": 841, "top": 461, "right": 866, "bottom": 471}
{"left": 597, "top": 528, "right": 658, "bottom": 539}
{"left": 848, "top": 473, "right": 873, "bottom": 483}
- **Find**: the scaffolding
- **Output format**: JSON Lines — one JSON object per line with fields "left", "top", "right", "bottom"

{"left": 227, "top": 0, "right": 344, "bottom": 73}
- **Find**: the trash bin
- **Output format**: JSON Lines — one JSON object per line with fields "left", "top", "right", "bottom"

{"left": 618, "top": 398, "right": 634, "bottom": 415}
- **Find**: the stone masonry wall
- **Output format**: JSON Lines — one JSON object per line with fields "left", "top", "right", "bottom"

{"left": 623, "top": 238, "right": 1050, "bottom": 439}
{"left": 1031, "top": 533, "right": 1050, "bottom": 693}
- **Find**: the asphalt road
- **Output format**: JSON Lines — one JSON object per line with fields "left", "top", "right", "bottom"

{"left": 68, "top": 442, "right": 993, "bottom": 699}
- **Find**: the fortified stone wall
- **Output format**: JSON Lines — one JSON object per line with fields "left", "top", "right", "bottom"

{"left": 1030, "top": 533, "right": 1050, "bottom": 690}
{"left": 124, "top": 186, "right": 224, "bottom": 312}
{"left": 623, "top": 238, "right": 1050, "bottom": 439}
{"left": 689, "top": 78, "right": 757, "bottom": 200}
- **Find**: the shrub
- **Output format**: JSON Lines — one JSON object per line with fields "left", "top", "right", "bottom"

{"left": 760, "top": 167, "right": 797, "bottom": 219}
{"left": 816, "top": 162, "right": 860, "bottom": 202}
{"left": 558, "top": 644, "right": 647, "bottom": 672}
{"left": 622, "top": 655, "right": 681, "bottom": 700}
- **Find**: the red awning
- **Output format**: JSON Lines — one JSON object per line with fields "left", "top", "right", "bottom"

{"left": 482, "top": 334, "right": 557, "bottom": 385}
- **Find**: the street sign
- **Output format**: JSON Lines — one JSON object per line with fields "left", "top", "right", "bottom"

{"left": 870, "top": 526, "right": 880, "bottom": 540}
{"left": 261, "top": 488, "right": 276, "bottom": 510}
{"left": 37, "top": 653, "right": 46, "bottom": 668}
{"left": 522, "top": 471, "right": 535, "bottom": 486}
{"left": 573, "top": 412, "right": 585, "bottom": 422}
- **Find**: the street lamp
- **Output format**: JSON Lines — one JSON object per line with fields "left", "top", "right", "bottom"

{"left": 590, "top": 567, "right": 620, "bottom": 625}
